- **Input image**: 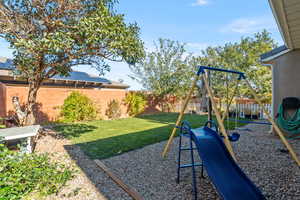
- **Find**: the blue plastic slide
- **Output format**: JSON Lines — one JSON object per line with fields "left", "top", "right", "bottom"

{"left": 190, "top": 126, "right": 265, "bottom": 200}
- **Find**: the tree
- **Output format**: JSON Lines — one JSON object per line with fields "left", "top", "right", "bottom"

{"left": 0, "top": 0, "right": 144, "bottom": 125}
{"left": 195, "top": 30, "right": 276, "bottom": 104}
{"left": 129, "top": 38, "right": 194, "bottom": 110}
{"left": 125, "top": 91, "right": 146, "bottom": 116}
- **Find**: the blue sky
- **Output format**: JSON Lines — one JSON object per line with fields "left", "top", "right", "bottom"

{"left": 0, "top": 0, "right": 283, "bottom": 90}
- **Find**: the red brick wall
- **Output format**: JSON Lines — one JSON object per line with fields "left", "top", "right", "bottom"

{"left": 3, "top": 85, "right": 129, "bottom": 122}
{"left": 0, "top": 83, "right": 6, "bottom": 117}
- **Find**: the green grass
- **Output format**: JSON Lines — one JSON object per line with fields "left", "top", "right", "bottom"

{"left": 54, "top": 113, "right": 245, "bottom": 159}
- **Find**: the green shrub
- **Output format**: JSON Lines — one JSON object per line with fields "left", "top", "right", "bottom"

{"left": 60, "top": 91, "right": 97, "bottom": 122}
{"left": 125, "top": 92, "right": 147, "bottom": 116}
{"left": 0, "top": 144, "right": 73, "bottom": 200}
{"left": 105, "top": 99, "right": 121, "bottom": 119}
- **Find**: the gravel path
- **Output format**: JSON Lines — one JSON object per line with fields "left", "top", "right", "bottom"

{"left": 97, "top": 123, "right": 300, "bottom": 200}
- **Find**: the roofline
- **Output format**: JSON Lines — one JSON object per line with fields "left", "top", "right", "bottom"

{"left": 268, "top": 0, "right": 294, "bottom": 49}
{"left": 0, "top": 67, "right": 129, "bottom": 89}
{"left": 260, "top": 48, "right": 291, "bottom": 63}
{"left": 0, "top": 74, "right": 129, "bottom": 89}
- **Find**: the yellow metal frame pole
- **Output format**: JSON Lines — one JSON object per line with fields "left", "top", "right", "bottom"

{"left": 162, "top": 74, "right": 202, "bottom": 158}
{"left": 202, "top": 75, "right": 237, "bottom": 161}
{"left": 244, "top": 79, "right": 300, "bottom": 166}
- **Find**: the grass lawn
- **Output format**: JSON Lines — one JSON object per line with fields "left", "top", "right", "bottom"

{"left": 55, "top": 113, "right": 245, "bottom": 159}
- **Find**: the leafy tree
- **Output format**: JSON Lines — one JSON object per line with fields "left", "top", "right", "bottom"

{"left": 195, "top": 30, "right": 276, "bottom": 103}
{"left": 129, "top": 38, "right": 194, "bottom": 109}
{"left": 0, "top": 0, "right": 144, "bottom": 125}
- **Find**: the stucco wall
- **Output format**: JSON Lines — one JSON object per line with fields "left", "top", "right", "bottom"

{"left": 272, "top": 49, "right": 300, "bottom": 117}
{"left": 2, "top": 85, "right": 129, "bottom": 122}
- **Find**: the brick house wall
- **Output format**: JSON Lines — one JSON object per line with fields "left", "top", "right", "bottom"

{"left": 0, "top": 83, "right": 6, "bottom": 117}
{"left": 1, "top": 84, "right": 129, "bottom": 122}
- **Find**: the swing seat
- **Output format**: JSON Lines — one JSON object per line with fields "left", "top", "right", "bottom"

{"left": 204, "top": 120, "right": 240, "bottom": 142}
{"left": 220, "top": 132, "right": 240, "bottom": 142}
{"left": 228, "top": 132, "right": 240, "bottom": 142}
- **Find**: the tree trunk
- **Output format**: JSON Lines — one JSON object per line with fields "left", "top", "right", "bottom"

{"left": 12, "top": 81, "right": 41, "bottom": 126}
{"left": 24, "top": 82, "right": 40, "bottom": 125}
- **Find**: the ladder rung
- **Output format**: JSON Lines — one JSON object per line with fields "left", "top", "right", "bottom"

{"left": 180, "top": 147, "right": 197, "bottom": 150}
{"left": 179, "top": 163, "right": 203, "bottom": 168}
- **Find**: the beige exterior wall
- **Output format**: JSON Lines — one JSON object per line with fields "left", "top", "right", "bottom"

{"left": 272, "top": 49, "right": 300, "bottom": 118}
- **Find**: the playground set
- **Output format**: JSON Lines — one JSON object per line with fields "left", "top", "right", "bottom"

{"left": 162, "top": 66, "right": 300, "bottom": 200}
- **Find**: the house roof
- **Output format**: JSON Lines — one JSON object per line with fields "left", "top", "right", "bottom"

{"left": 52, "top": 71, "right": 111, "bottom": 84}
{"left": 261, "top": 0, "right": 300, "bottom": 63}
{"left": 0, "top": 57, "right": 129, "bottom": 89}
{"left": 0, "top": 57, "right": 13, "bottom": 69}
{"left": 269, "top": 0, "right": 300, "bottom": 50}
{"left": 260, "top": 45, "right": 291, "bottom": 62}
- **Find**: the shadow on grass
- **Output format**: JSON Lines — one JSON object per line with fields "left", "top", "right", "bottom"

{"left": 60, "top": 113, "right": 240, "bottom": 160}
{"left": 54, "top": 123, "right": 97, "bottom": 139}
{"left": 137, "top": 112, "right": 208, "bottom": 125}
{"left": 73, "top": 124, "right": 175, "bottom": 160}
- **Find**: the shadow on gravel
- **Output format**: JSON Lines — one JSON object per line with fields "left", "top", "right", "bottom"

{"left": 63, "top": 144, "right": 114, "bottom": 199}
{"left": 62, "top": 124, "right": 185, "bottom": 199}
{"left": 62, "top": 127, "right": 188, "bottom": 200}
{"left": 62, "top": 128, "right": 172, "bottom": 200}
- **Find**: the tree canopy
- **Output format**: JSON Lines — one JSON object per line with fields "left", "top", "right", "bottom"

{"left": 0, "top": 0, "right": 145, "bottom": 125}
{"left": 130, "top": 38, "right": 194, "bottom": 100}
{"left": 194, "top": 30, "right": 276, "bottom": 103}
{"left": 130, "top": 31, "right": 275, "bottom": 105}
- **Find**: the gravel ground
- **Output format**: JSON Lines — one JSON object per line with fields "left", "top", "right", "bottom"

{"left": 33, "top": 129, "right": 108, "bottom": 200}
{"left": 34, "top": 123, "right": 299, "bottom": 200}
{"left": 98, "top": 123, "right": 300, "bottom": 200}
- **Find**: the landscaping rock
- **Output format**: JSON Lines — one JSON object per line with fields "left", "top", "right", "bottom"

{"left": 35, "top": 123, "right": 299, "bottom": 199}
{"left": 99, "top": 123, "right": 299, "bottom": 200}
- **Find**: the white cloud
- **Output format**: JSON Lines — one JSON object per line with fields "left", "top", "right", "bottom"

{"left": 221, "top": 16, "right": 277, "bottom": 34}
{"left": 191, "top": 0, "right": 209, "bottom": 6}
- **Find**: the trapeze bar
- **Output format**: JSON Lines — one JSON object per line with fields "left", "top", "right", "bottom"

{"left": 197, "top": 66, "right": 246, "bottom": 79}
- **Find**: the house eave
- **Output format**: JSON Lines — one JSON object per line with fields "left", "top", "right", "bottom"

{"left": 260, "top": 48, "right": 291, "bottom": 63}
{"left": 268, "top": 0, "right": 294, "bottom": 49}
{"left": 0, "top": 75, "right": 129, "bottom": 89}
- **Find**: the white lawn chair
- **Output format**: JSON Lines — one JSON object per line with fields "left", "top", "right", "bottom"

{"left": 0, "top": 125, "right": 40, "bottom": 153}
